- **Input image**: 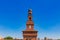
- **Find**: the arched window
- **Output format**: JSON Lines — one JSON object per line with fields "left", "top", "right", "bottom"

{"left": 26, "top": 39, "right": 28, "bottom": 40}
{"left": 29, "top": 39, "right": 31, "bottom": 40}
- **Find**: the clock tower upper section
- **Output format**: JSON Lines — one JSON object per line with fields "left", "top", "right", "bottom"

{"left": 23, "top": 9, "right": 38, "bottom": 40}
{"left": 26, "top": 9, "right": 34, "bottom": 30}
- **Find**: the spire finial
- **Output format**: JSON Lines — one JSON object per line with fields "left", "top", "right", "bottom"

{"left": 28, "top": 9, "right": 32, "bottom": 14}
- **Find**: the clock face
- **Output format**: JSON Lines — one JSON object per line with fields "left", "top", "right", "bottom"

{"left": 29, "top": 25, "right": 31, "bottom": 29}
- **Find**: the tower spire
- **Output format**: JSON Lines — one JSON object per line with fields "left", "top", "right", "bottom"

{"left": 26, "top": 9, "right": 34, "bottom": 30}
{"left": 28, "top": 9, "right": 32, "bottom": 21}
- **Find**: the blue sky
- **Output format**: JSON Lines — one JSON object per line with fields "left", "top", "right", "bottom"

{"left": 0, "top": 0, "right": 60, "bottom": 39}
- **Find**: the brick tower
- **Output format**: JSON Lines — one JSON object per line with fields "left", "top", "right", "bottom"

{"left": 23, "top": 9, "right": 38, "bottom": 40}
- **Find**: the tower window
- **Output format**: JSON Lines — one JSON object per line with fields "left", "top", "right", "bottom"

{"left": 28, "top": 13, "right": 32, "bottom": 16}
{"left": 26, "top": 39, "right": 28, "bottom": 40}
{"left": 29, "top": 39, "right": 31, "bottom": 40}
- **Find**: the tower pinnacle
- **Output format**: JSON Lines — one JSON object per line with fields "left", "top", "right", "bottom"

{"left": 28, "top": 9, "right": 32, "bottom": 14}
{"left": 28, "top": 9, "right": 32, "bottom": 21}
{"left": 26, "top": 9, "right": 34, "bottom": 30}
